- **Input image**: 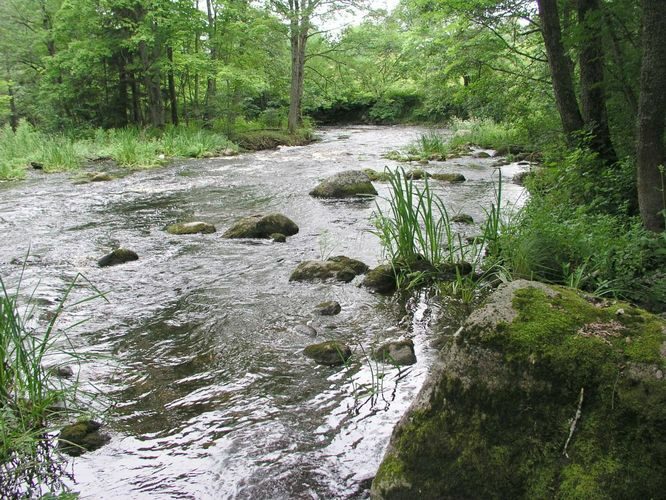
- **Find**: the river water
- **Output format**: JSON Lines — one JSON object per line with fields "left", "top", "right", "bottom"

{"left": 0, "top": 126, "right": 527, "bottom": 499}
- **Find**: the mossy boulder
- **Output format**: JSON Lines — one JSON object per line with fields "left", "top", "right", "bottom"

{"left": 406, "top": 169, "right": 431, "bottom": 180}
{"left": 271, "top": 233, "right": 287, "bottom": 243}
{"left": 304, "top": 341, "right": 352, "bottom": 366}
{"left": 430, "top": 173, "right": 466, "bottom": 183}
{"left": 89, "top": 172, "right": 113, "bottom": 182}
{"left": 362, "top": 264, "right": 397, "bottom": 294}
{"left": 372, "top": 280, "right": 666, "bottom": 499}
{"left": 314, "top": 300, "right": 342, "bottom": 316}
{"left": 290, "top": 256, "right": 368, "bottom": 283}
{"left": 310, "top": 170, "right": 378, "bottom": 198}
{"left": 97, "top": 248, "right": 139, "bottom": 267}
{"left": 166, "top": 221, "right": 217, "bottom": 235}
{"left": 372, "top": 339, "right": 416, "bottom": 366}
{"left": 223, "top": 213, "right": 298, "bottom": 239}
{"left": 59, "top": 420, "right": 110, "bottom": 456}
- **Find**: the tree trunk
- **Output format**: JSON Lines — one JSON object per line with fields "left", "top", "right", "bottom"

{"left": 129, "top": 70, "right": 142, "bottom": 125}
{"left": 577, "top": 0, "right": 616, "bottom": 163}
{"left": 117, "top": 60, "right": 130, "bottom": 127}
{"left": 204, "top": 0, "right": 217, "bottom": 125}
{"left": 167, "top": 46, "right": 179, "bottom": 126}
{"left": 8, "top": 82, "right": 18, "bottom": 131}
{"left": 139, "top": 40, "right": 165, "bottom": 128}
{"left": 636, "top": 0, "right": 666, "bottom": 231}
{"left": 287, "top": 4, "right": 309, "bottom": 134}
{"left": 536, "top": 0, "right": 585, "bottom": 139}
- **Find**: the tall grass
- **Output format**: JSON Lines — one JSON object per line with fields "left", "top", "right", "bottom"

{"left": 0, "top": 269, "right": 106, "bottom": 497}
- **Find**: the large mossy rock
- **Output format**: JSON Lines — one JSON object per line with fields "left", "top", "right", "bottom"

{"left": 310, "top": 170, "right": 378, "bottom": 198}
{"left": 362, "top": 264, "right": 397, "bottom": 294}
{"left": 223, "top": 213, "right": 299, "bottom": 239}
{"left": 372, "top": 280, "right": 666, "bottom": 499}
{"left": 372, "top": 339, "right": 417, "bottom": 366}
{"left": 166, "top": 221, "right": 216, "bottom": 235}
{"left": 290, "top": 256, "right": 368, "bottom": 283}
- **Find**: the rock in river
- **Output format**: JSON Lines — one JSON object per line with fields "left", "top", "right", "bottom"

{"left": 372, "top": 339, "right": 416, "bottom": 366}
{"left": 97, "top": 248, "right": 138, "bottom": 267}
{"left": 290, "top": 256, "right": 368, "bottom": 283}
{"left": 362, "top": 264, "right": 397, "bottom": 294}
{"left": 59, "top": 419, "right": 110, "bottom": 456}
{"left": 314, "top": 300, "right": 342, "bottom": 316}
{"left": 167, "top": 221, "right": 217, "bottom": 235}
{"left": 310, "top": 170, "right": 378, "bottom": 198}
{"left": 303, "top": 341, "right": 352, "bottom": 366}
{"left": 223, "top": 213, "right": 298, "bottom": 239}
{"left": 372, "top": 280, "right": 666, "bottom": 499}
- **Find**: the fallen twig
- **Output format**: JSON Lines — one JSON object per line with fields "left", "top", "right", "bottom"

{"left": 563, "top": 387, "right": 584, "bottom": 458}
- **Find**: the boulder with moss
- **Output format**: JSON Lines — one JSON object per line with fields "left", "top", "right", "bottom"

{"left": 310, "top": 170, "right": 378, "bottom": 198}
{"left": 59, "top": 420, "right": 110, "bottom": 456}
{"left": 363, "top": 168, "right": 392, "bottom": 182}
{"left": 304, "top": 341, "right": 352, "bottom": 366}
{"left": 372, "top": 339, "right": 416, "bottom": 366}
{"left": 223, "top": 213, "right": 298, "bottom": 239}
{"left": 430, "top": 173, "right": 466, "bottom": 183}
{"left": 372, "top": 280, "right": 666, "bottom": 499}
{"left": 362, "top": 264, "right": 397, "bottom": 294}
{"left": 290, "top": 256, "right": 368, "bottom": 283}
{"left": 166, "top": 221, "right": 217, "bottom": 235}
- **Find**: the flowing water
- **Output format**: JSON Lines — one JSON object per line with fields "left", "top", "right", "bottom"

{"left": 0, "top": 126, "right": 528, "bottom": 499}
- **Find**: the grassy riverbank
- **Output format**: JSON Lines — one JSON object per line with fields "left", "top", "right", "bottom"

{"left": 0, "top": 122, "right": 314, "bottom": 180}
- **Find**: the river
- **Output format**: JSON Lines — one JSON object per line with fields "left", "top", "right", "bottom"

{"left": 0, "top": 125, "right": 527, "bottom": 499}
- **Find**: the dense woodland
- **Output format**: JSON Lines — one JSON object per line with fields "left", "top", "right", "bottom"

{"left": 0, "top": 0, "right": 664, "bottom": 304}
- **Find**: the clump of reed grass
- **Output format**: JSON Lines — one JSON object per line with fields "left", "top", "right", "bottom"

{"left": 0, "top": 268, "right": 106, "bottom": 497}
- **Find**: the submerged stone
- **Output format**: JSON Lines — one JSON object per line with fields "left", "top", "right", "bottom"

{"left": 89, "top": 172, "right": 113, "bottom": 182}
{"left": 303, "top": 341, "right": 352, "bottom": 366}
{"left": 372, "top": 339, "right": 416, "bottom": 366}
{"left": 310, "top": 170, "right": 378, "bottom": 198}
{"left": 97, "top": 248, "right": 139, "bottom": 267}
{"left": 59, "top": 420, "right": 110, "bottom": 456}
{"left": 271, "top": 232, "right": 287, "bottom": 243}
{"left": 294, "top": 323, "right": 317, "bottom": 337}
{"left": 223, "top": 213, "right": 298, "bottom": 239}
{"left": 451, "top": 213, "right": 474, "bottom": 224}
{"left": 314, "top": 300, "right": 342, "bottom": 316}
{"left": 372, "top": 280, "right": 666, "bottom": 499}
{"left": 166, "top": 221, "right": 217, "bottom": 235}
{"left": 430, "top": 173, "right": 466, "bottom": 183}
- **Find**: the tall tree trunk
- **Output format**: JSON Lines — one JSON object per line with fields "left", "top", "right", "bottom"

{"left": 167, "top": 46, "right": 179, "bottom": 126}
{"left": 8, "top": 82, "right": 18, "bottom": 131}
{"left": 536, "top": 0, "right": 585, "bottom": 139}
{"left": 287, "top": 3, "right": 309, "bottom": 134}
{"left": 117, "top": 59, "right": 130, "bottom": 127}
{"left": 636, "top": 0, "right": 666, "bottom": 231}
{"left": 129, "top": 70, "right": 142, "bottom": 125}
{"left": 204, "top": 0, "right": 217, "bottom": 125}
{"left": 577, "top": 0, "right": 616, "bottom": 163}
{"left": 139, "top": 40, "right": 165, "bottom": 128}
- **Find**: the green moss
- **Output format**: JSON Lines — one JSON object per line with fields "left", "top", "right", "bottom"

{"left": 373, "top": 285, "right": 665, "bottom": 499}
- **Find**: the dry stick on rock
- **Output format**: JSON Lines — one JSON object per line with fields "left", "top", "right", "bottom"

{"left": 563, "top": 387, "right": 584, "bottom": 458}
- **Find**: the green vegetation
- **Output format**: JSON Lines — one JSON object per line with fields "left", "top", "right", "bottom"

{"left": 0, "top": 272, "right": 106, "bottom": 497}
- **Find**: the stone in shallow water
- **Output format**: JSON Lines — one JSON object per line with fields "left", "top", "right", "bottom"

{"left": 271, "top": 232, "right": 287, "bottom": 243}
{"left": 59, "top": 420, "right": 110, "bottom": 456}
{"left": 290, "top": 256, "right": 368, "bottom": 283}
{"left": 451, "top": 213, "right": 474, "bottom": 224}
{"left": 303, "top": 341, "right": 352, "bottom": 366}
{"left": 310, "top": 170, "right": 377, "bottom": 198}
{"left": 223, "top": 213, "right": 298, "bottom": 239}
{"left": 430, "top": 173, "right": 466, "bottom": 183}
{"left": 166, "top": 221, "right": 217, "bottom": 235}
{"left": 97, "top": 248, "right": 139, "bottom": 267}
{"left": 372, "top": 339, "right": 417, "bottom": 366}
{"left": 362, "top": 264, "right": 397, "bottom": 294}
{"left": 314, "top": 300, "right": 342, "bottom": 316}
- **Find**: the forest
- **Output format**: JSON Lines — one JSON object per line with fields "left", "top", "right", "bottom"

{"left": 0, "top": 0, "right": 665, "bottom": 497}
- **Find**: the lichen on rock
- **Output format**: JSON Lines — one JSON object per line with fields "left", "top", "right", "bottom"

{"left": 372, "top": 280, "right": 666, "bottom": 499}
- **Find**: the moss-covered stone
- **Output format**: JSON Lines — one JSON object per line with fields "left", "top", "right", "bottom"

{"left": 372, "top": 339, "right": 417, "bottom": 366}
{"left": 310, "top": 170, "right": 378, "bottom": 198}
{"left": 89, "top": 172, "right": 113, "bottom": 182}
{"left": 97, "top": 247, "right": 139, "bottom": 267}
{"left": 59, "top": 419, "right": 110, "bottom": 456}
{"left": 430, "top": 173, "right": 466, "bottom": 183}
{"left": 362, "top": 264, "right": 397, "bottom": 294}
{"left": 223, "top": 213, "right": 298, "bottom": 239}
{"left": 372, "top": 280, "right": 666, "bottom": 499}
{"left": 166, "top": 221, "right": 217, "bottom": 235}
{"left": 303, "top": 341, "right": 352, "bottom": 366}
{"left": 271, "top": 232, "right": 287, "bottom": 243}
{"left": 314, "top": 300, "right": 342, "bottom": 316}
{"left": 290, "top": 256, "right": 368, "bottom": 283}
{"left": 406, "top": 169, "right": 431, "bottom": 180}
